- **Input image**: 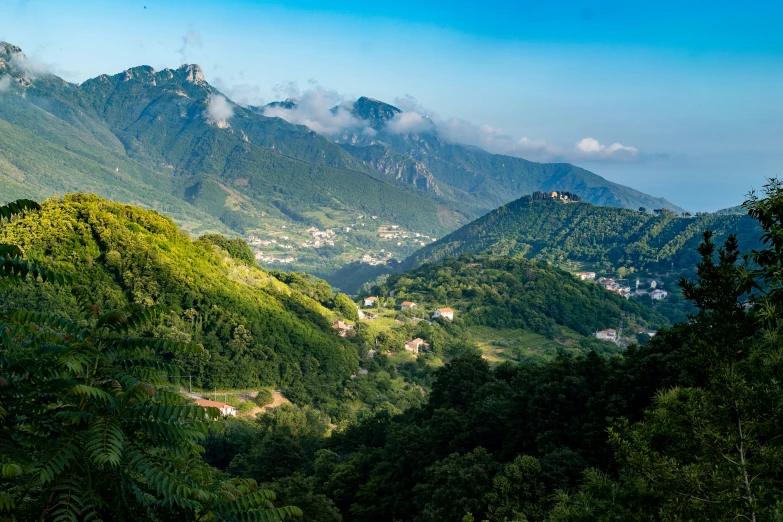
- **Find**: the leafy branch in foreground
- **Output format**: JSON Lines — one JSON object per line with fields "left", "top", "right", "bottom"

{"left": 0, "top": 198, "right": 301, "bottom": 521}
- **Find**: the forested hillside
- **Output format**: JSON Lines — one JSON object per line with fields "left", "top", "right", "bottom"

{"left": 0, "top": 194, "right": 357, "bottom": 404}
{"left": 405, "top": 197, "right": 761, "bottom": 275}
{"left": 377, "top": 255, "right": 667, "bottom": 338}
{"left": 196, "top": 183, "right": 783, "bottom": 521}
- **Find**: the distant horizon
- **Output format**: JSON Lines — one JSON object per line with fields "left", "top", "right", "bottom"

{"left": 2, "top": 0, "right": 780, "bottom": 212}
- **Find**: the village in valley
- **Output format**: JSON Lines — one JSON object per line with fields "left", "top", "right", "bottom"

{"left": 245, "top": 212, "right": 437, "bottom": 270}
{"left": 331, "top": 295, "right": 454, "bottom": 357}
{"left": 574, "top": 271, "right": 664, "bottom": 345}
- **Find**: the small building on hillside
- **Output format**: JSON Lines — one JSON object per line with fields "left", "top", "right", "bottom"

{"left": 404, "top": 338, "right": 430, "bottom": 354}
{"left": 332, "top": 320, "right": 347, "bottom": 337}
{"left": 576, "top": 272, "right": 596, "bottom": 280}
{"left": 363, "top": 296, "right": 378, "bottom": 307}
{"left": 194, "top": 398, "right": 237, "bottom": 417}
{"left": 400, "top": 301, "right": 417, "bottom": 310}
{"left": 651, "top": 289, "right": 668, "bottom": 301}
{"left": 432, "top": 308, "right": 454, "bottom": 321}
{"left": 595, "top": 329, "right": 617, "bottom": 341}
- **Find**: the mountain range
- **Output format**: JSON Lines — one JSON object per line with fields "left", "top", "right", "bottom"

{"left": 0, "top": 41, "right": 685, "bottom": 282}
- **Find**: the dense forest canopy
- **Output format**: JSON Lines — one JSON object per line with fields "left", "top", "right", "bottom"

{"left": 377, "top": 255, "right": 667, "bottom": 337}
{"left": 405, "top": 197, "right": 761, "bottom": 276}
{"left": 0, "top": 194, "right": 357, "bottom": 405}
{"left": 3, "top": 181, "right": 783, "bottom": 521}
{"left": 199, "top": 181, "right": 783, "bottom": 521}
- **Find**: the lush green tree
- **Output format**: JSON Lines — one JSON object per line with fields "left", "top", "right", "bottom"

{"left": 263, "top": 474, "right": 342, "bottom": 522}
{"left": 333, "top": 293, "right": 359, "bottom": 321}
{"left": 552, "top": 183, "right": 783, "bottom": 520}
{"left": 484, "top": 455, "right": 546, "bottom": 522}
{"left": 413, "top": 447, "right": 498, "bottom": 522}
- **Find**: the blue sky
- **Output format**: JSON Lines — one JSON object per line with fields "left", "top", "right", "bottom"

{"left": 1, "top": 0, "right": 781, "bottom": 211}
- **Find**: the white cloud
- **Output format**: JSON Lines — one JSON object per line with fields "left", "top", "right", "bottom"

{"left": 204, "top": 94, "right": 234, "bottom": 126}
{"left": 386, "top": 111, "right": 432, "bottom": 134}
{"left": 177, "top": 29, "right": 202, "bottom": 64}
{"left": 263, "top": 86, "right": 370, "bottom": 137}
{"left": 211, "top": 77, "right": 264, "bottom": 107}
{"left": 255, "top": 84, "right": 640, "bottom": 163}
{"left": 0, "top": 76, "right": 11, "bottom": 93}
{"left": 9, "top": 52, "right": 50, "bottom": 78}
{"left": 575, "top": 137, "right": 638, "bottom": 159}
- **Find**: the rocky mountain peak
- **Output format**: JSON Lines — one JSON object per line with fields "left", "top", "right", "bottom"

{"left": 177, "top": 64, "right": 206, "bottom": 85}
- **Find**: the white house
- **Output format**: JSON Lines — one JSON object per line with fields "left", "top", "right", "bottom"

{"left": 432, "top": 308, "right": 454, "bottom": 321}
{"left": 651, "top": 289, "right": 668, "bottom": 301}
{"left": 595, "top": 329, "right": 617, "bottom": 341}
{"left": 404, "top": 338, "right": 430, "bottom": 354}
{"left": 363, "top": 296, "right": 378, "bottom": 307}
{"left": 576, "top": 272, "right": 596, "bottom": 280}
{"left": 400, "top": 301, "right": 417, "bottom": 310}
{"left": 194, "top": 398, "right": 237, "bottom": 417}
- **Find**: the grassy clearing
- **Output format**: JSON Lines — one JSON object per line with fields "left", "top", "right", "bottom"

{"left": 466, "top": 326, "right": 564, "bottom": 364}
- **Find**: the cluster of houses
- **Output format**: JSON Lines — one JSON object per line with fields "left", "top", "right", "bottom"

{"left": 598, "top": 277, "right": 632, "bottom": 298}
{"left": 377, "top": 226, "right": 436, "bottom": 248}
{"left": 302, "top": 227, "right": 336, "bottom": 248}
{"left": 360, "top": 252, "right": 393, "bottom": 266}
{"left": 595, "top": 327, "right": 657, "bottom": 343}
{"left": 575, "top": 272, "right": 669, "bottom": 302}
{"left": 363, "top": 297, "right": 454, "bottom": 321}
{"left": 632, "top": 278, "right": 668, "bottom": 301}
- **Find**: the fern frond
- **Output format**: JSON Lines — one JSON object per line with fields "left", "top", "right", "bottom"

{"left": 0, "top": 257, "right": 72, "bottom": 284}
{"left": 1, "top": 462, "right": 22, "bottom": 478}
{"left": 105, "top": 337, "right": 203, "bottom": 354}
{"left": 39, "top": 437, "right": 80, "bottom": 484}
{"left": 5, "top": 310, "right": 85, "bottom": 337}
{"left": 85, "top": 417, "right": 124, "bottom": 467}
{"left": 0, "top": 491, "right": 15, "bottom": 512}
{"left": 0, "top": 198, "right": 40, "bottom": 220}
{"left": 70, "top": 384, "right": 116, "bottom": 405}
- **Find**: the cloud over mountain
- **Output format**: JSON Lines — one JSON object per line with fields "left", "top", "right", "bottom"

{"left": 262, "top": 86, "right": 373, "bottom": 136}
{"left": 254, "top": 85, "right": 640, "bottom": 163}
{"left": 204, "top": 93, "right": 234, "bottom": 126}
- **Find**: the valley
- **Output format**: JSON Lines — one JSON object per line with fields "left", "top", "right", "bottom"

{"left": 1, "top": 24, "right": 780, "bottom": 522}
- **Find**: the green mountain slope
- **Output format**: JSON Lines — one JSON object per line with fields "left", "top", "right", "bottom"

{"left": 405, "top": 197, "right": 760, "bottom": 274}
{"left": 0, "top": 43, "right": 468, "bottom": 279}
{"left": 0, "top": 194, "right": 358, "bottom": 404}
{"left": 380, "top": 254, "right": 667, "bottom": 337}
